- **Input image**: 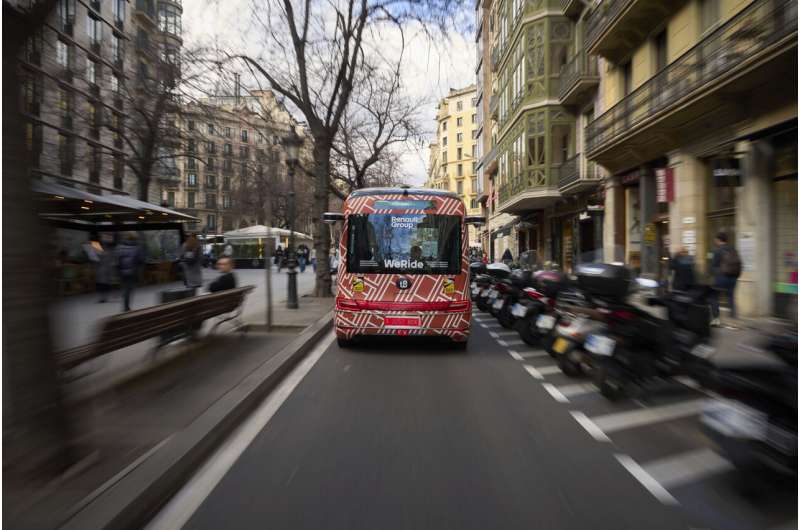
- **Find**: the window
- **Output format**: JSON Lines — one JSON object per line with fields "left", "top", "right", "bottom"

{"left": 442, "top": 136, "right": 448, "bottom": 147}
{"left": 224, "top": 127, "right": 231, "bottom": 138}
{"left": 112, "top": 0, "right": 125, "bottom": 23}
{"left": 258, "top": 132, "right": 265, "bottom": 144}
{"left": 700, "top": 0, "right": 720, "bottom": 33}
{"left": 187, "top": 191, "right": 195, "bottom": 208}
{"left": 471, "top": 177, "right": 478, "bottom": 191}
{"left": 58, "top": 87, "right": 72, "bottom": 116}
{"left": 223, "top": 143, "right": 232, "bottom": 155}
{"left": 457, "top": 132, "right": 463, "bottom": 143}
{"left": 158, "top": 4, "right": 181, "bottom": 36}
{"left": 457, "top": 147, "right": 463, "bottom": 160}
{"left": 207, "top": 158, "right": 215, "bottom": 171}
{"left": 457, "top": 164, "right": 463, "bottom": 177}
{"left": 188, "top": 120, "right": 195, "bottom": 131}
{"left": 207, "top": 214, "right": 216, "bottom": 229}
{"left": 57, "top": 0, "right": 75, "bottom": 31}
{"left": 442, "top": 121, "right": 447, "bottom": 131}
{"left": 472, "top": 114, "right": 476, "bottom": 123}
{"left": 240, "top": 146, "right": 249, "bottom": 159}
{"left": 207, "top": 141, "right": 216, "bottom": 154}
{"left": 223, "top": 195, "right": 231, "bottom": 209}
{"left": 208, "top": 123, "right": 215, "bottom": 135}
{"left": 111, "top": 34, "right": 121, "bottom": 62}
{"left": 472, "top": 162, "right": 477, "bottom": 173}
{"left": 86, "top": 58, "right": 97, "bottom": 85}
{"left": 187, "top": 173, "right": 197, "bottom": 186}
{"left": 457, "top": 117, "right": 463, "bottom": 127}
{"left": 442, "top": 152, "right": 448, "bottom": 164}
{"left": 88, "top": 144, "right": 101, "bottom": 180}
{"left": 456, "top": 101, "right": 463, "bottom": 111}
{"left": 457, "top": 179, "right": 464, "bottom": 194}
{"left": 472, "top": 130, "right": 478, "bottom": 139}
{"left": 110, "top": 112, "right": 121, "bottom": 141}
{"left": 187, "top": 139, "right": 195, "bottom": 153}
{"left": 223, "top": 158, "right": 233, "bottom": 172}
{"left": 187, "top": 158, "right": 196, "bottom": 170}
{"left": 241, "top": 129, "right": 249, "bottom": 142}
{"left": 470, "top": 198, "right": 478, "bottom": 209}
{"left": 472, "top": 144, "right": 477, "bottom": 158}
{"left": 86, "top": 14, "right": 101, "bottom": 44}
{"left": 167, "top": 191, "right": 175, "bottom": 207}
{"left": 206, "top": 174, "right": 216, "bottom": 188}
{"left": 471, "top": 97, "right": 478, "bottom": 107}
{"left": 654, "top": 30, "right": 668, "bottom": 72}
{"left": 58, "top": 133, "right": 74, "bottom": 175}
{"left": 111, "top": 73, "right": 120, "bottom": 93}
{"left": 113, "top": 154, "right": 124, "bottom": 189}
{"left": 56, "top": 40, "right": 69, "bottom": 68}
{"left": 223, "top": 176, "right": 230, "bottom": 190}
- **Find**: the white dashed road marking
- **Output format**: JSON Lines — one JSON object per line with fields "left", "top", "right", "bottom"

{"left": 524, "top": 364, "right": 544, "bottom": 380}
{"left": 508, "top": 350, "right": 524, "bottom": 361}
{"left": 490, "top": 331, "right": 500, "bottom": 338}
{"left": 615, "top": 454, "right": 679, "bottom": 505}
{"left": 536, "top": 365, "right": 562, "bottom": 376}
{"left": 555, "top": 382, "right": 597, "bottom": 397}
{"left": 518, "top": 350, "right": 549, "bottom": 359}
{"left": 543, "top": 383, "right": 569, "bottom": 403}
{"left": 495, "top": 331, "right": 519, "bottom": 337}
{"left": 591, "top": 399, "right": 711, "bottom": 435}
{"left": 641, "top": 448, "right": 733, "bottom": 490}
{"left": 570, "top": 411, "right": 611, "bottom": 442}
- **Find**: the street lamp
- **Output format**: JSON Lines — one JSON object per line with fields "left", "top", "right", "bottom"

{"left": 282, "top": 127, "right": 304, "bottom": 309}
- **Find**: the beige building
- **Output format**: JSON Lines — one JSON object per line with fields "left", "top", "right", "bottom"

{"left": 17, "top": 0, "right": 183, "bottom": 204}
{"left": 426, "top": 86, "right": 482, "bottom": 244}
{"left": 163, "top": 90, "right": 312, "bottom": 235}
{"left": 584, "top": 0, "right": 797, "bottom": 318}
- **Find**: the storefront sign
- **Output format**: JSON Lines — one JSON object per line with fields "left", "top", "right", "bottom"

{"left": 621, "top": 169, "right": 641, "bottom": 186}
{"left": 682, "top": 230, "right": 697, "bottom": 255}
{"left": 586, "top": 204, "right": 605, "bottom": 212}
{"left": 655, "top": 168, "right": 674, "bottom": 203}
{"left": 738, "top": 231, "right": 756, "bottom": 273}
{"left": 682, "top": 216, "right": 696, "bottom": 225}
{"left": 644, "top": 223, "right": 657, "bottom": 244}
{"left": 712, "top": 157, "right": 742, "bottom": 187}
{"left": 579, "top": 212, "right": 590, "bottom": 221}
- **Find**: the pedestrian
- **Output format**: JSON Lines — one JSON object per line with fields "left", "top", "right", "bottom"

{"left": 501, "top": 248, "right": 513, "bottom": 265}
{"left": 709, "top": 232, "right": 742, "bottom": 326}
{"left": 223, "top": 242, "right": 234, "bottom": 257}
{"left": 82, "top": 234, "right": 103, "bottom": 299}
{"left": 94, "top": 239, "right": 116, "bottom": 303}
{"left": 669, "top": 247, "right": 696, "bottom": 292}
{"left": 482, "top": 252, "right": 488, "bottom": 265}
{"left": 208, "top": 257, "right": 237, "bottom": 293}
{"left": 180, "top": 234, "right": 203, "bottom": 289}
{"left": 310, "top": 247, "right": 317, "bottom": 272}
{"left": 275, "top": 245, "right": 284, "bottom": 272}
{"left": 298, "top": 245, "right": 307, "bottom": 273}
{"left": 117, "top": 232, "right": 144, "bottom": 311}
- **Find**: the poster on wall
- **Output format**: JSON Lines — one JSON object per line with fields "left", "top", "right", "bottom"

{"left": 738, "top": 231, "right": 756, "bottom": 273}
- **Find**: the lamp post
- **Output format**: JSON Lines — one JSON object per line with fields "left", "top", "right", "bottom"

{"left": 282, "top": 127, "right": 303, "bottom": 309}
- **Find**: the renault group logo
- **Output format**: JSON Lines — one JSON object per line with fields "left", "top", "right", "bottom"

{"left": 396, "top": 277, "right": 411, "bottom": 290}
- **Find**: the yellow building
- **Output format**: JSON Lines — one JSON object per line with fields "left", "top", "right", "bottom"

{"left": 427, "top": 86, "right": 482, "bottom": 231}
{"left": 584, "top": 0, "right": 797, "bottom": 318}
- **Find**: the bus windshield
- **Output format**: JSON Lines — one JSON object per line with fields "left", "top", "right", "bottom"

{"left": 347, "top": 213, "right": 461, "bottom": 275}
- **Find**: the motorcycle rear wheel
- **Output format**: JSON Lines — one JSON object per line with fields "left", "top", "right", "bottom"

{"left": 593, "top": 361, "right": 625, "bottom": 401}
{"left": 515, "top": 314, "right": 541, "bottom": 346}
{"left": 498, "top": 304, "right": 515, "bottom": 329}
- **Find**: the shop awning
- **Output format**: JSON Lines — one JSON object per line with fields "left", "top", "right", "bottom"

{"left": 33, "top": 180, "right": 197, "bottom": 224}
{"left": 223, "top": 225, "right": 313, "bottom": 241}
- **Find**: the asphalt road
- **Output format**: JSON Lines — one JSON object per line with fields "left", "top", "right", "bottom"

{"left": 151, "top": 312, "right": 797, "bottom": 530}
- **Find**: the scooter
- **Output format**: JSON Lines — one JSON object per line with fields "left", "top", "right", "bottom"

{"left": 549, "top": 306, "right": 607, "bottom": 377}
{"left": 480, "top": 263, "right": 511, "bottom": 316}
{"left": 494, "top": 269, "right": 535, "bottom": 329}
{"left": 701, "top": 327, "right": 797, "bottom": 485}
{"left": 512, "top": 271, "right": 566, "bottom": 347}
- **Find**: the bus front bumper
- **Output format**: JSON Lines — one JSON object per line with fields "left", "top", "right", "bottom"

{"left": 334, "top": 309, "right": 471, "bottom": 342}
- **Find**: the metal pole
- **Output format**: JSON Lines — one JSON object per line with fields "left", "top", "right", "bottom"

{"left": 265, "top": 230, "right": 273, "bottom": 331}
{"left": 286, "top": 162, "right": 298, "bottom": 309}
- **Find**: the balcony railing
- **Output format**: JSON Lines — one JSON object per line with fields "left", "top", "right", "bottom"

{"left": 586, "top": 0, "right": 797, "bottom": 155}
{"left": 134, "top": 0, "right": 156, "bottom": 21}
{"left": 556, "top": 154, "right": 579, "bottom": 189}
{"left": 559, "top": 51, "right": 599, "bottom": 102}
{"left": 498, "top": 166, "right": 558, "bottom": 205}
{"left": 585, "top": 0, "right": 633, "bottom": 51}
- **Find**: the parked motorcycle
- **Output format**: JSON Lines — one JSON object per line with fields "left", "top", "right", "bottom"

{"left": 512, "top": 271, "right": 567, "bottom": 347}
{"left": 476, "top": 263, "right": 510, "bottom": 314}
{"left": 577, "top": 263, "right": 714, "bottom": 400}
{"left": 701, "top": 327, "right": 797, "bottom": 484}
{"left": 494, "top": 269, "right": 535, "bottom": 329}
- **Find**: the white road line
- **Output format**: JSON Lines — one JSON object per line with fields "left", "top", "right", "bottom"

{"left": 615, "top": 454, "right": 679, "bottom": 505}
{"left": 496, "top": 331, "right": 519, "bottom": 337}
{"left": 570, "top": 411, "right": 611, "bottom": 442}
{"left": 498, "top": 340, "right": 508, "bottom": 346}
{"left": 592, "top": 399, "right": 711, "bottom": 434}
{"left": 536, "top": 365, "right": 562, "bottom": 376}
{"left": 483, "top": 322, "right": 502, "bottom": 328}
{"left": 502, "top": 339, "right": 526, "bottom": 346}
{"left": 524, "top": 364, "right": 544, "bottom": 380}
{"left": 489, "top": 331, "right": 500, "bottom": 338}
{"left": 543, "top": 383, "right": 569, "bottom": 403}
{"left": 146, "top": 332, "right": 335, "bottom": 530}
{"left": 518, "top": 350, "right": 549, "bottom": 359}
{"left": 555, "top": 382, "right": 598, "bottom": 398}
{"left": 642, "top": 448, "right": 734, "bottom": 489}
{"left": 479, "top": 323, "right": 489, "bottom": 328}
{"left": 508, "top": 350, "right": 524, "bottom": 361}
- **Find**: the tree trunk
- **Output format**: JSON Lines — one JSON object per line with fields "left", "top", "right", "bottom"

{"left": 3, "top": 3, "right": 73, "bottom": 483}
{"left": 312, "top": 139, "right": 333, "bottom": 297}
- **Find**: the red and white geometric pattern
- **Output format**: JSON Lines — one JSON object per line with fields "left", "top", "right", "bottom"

{"left": 335, "top": 193, "right": 471, "bottom": 343}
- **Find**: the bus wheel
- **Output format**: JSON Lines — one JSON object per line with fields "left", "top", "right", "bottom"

{"left": 452, "top": 340, "right": 468, "bottom": 351}
{"left": 337, "top": 337, "right": 354, "bottom": 348}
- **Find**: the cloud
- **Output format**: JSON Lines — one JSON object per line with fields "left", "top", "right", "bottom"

{"left": 181, "top": 0, "right": 476, "bottom": 186}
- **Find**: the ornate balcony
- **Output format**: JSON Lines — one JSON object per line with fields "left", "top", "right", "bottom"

{"left": 497, "top": 166, "right": 561, "bottom": 214}
{"left": 559, "top": 51, "right": 599, "bottom": 107}
{"left": 134, "top": 0, "right": 156, "bottom": 25}
{"left": 561, "top": 0, "right": 585, "bottom": 18}
{"left": 558, "top": 155, "right": 602, "bottom": 194}
{"left": 585, "top": 0, "right": 797, "bottom": 170}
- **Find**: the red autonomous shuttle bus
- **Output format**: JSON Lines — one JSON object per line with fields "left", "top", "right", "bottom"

{"left": 324, "top": 188, "right": 484, "bottom": 348}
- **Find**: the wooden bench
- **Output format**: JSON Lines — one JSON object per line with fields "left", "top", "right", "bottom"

{"left": 57, "top": 285, "right": 255, "bottom": 374}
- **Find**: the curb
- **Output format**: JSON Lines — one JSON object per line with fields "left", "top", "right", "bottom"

{"left": 60, "top": 310, "right": 334, "bottom": 530}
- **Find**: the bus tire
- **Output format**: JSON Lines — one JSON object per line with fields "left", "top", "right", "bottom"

{"left": 337, "top": 337, "right": 354, "bottom": 348}
{"left": 452, "top": 340, "right": 468, "bottom": 351}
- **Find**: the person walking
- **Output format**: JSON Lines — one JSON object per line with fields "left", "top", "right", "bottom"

{"left": 710, "top": 232, "right": 742, "bottom": 327}
{"left": 501, "top": 248, "right": 513, "bottom": 265}
{"left": 94, "top": 239, "right": 116, "bottom": 303}
{"left": 669, "top": 247, "right": 696, "bottom": 292}
{"left": 310, "top": 247, "right": 317, "bottom": 272}
{"left": 275, "top": 245, "right": 284, "bottom": 272}
{"left": 180, "top": 234, "right": 203, "bottom": 290}
{"left": 117, "top": 232, "right": 144, "bottom": 311}
{"left": 208, "top": 257, "right": 237, "bottom": 293}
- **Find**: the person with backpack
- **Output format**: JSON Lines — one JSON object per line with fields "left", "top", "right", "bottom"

{"left": 710, "top": 232, "right": 742, "bottom": 326}
{"left": 117, "top": 232, "right": 144, "bottom": 312}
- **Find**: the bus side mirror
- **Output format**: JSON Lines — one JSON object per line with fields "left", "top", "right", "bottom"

{"left": 322, "top": 212, "right": 344, "bottom": 224}
{"left": 465, "top": 215, "right": 486, "bottom": 226}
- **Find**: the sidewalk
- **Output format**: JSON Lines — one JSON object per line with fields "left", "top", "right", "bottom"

{"left": 7, "top": 295, "right": 334, "bottom": 530}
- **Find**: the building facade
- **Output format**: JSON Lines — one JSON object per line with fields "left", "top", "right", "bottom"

{"left": 584, "top": 0, "right": 797, "bottom": 318}
{"left": 16, "top": 0, "right": 183, "bottom": 204}
{"left": 163, "top": 89, "right": 313, "bottom": 236}
{"left": 425, "top": 86, "right": 482, "bottom": 245}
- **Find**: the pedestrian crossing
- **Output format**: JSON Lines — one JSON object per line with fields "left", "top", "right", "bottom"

{"left": 472, "top": 312, "right": 792, "bottom": 529}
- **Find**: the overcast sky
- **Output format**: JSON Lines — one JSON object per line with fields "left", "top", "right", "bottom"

{"left": 182, "top": 0, "right": 476, "bottom": 186}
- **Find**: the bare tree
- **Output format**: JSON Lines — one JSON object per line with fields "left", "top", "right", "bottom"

{"left": 329, "top": 54, "right": 426, "bottom": 199}
{"left": 226, "top": 0, "right": 464, "bottom": 296}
